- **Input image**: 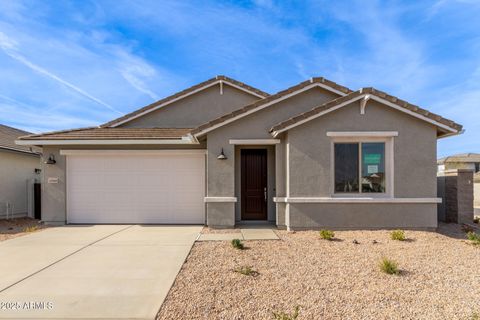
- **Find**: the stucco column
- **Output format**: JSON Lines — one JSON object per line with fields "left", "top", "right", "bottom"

{"left": 205, "top": 138, "right": 236, "bottom": 227}
{"left": 438, "top": 169, "right": 474, "bottom": 224}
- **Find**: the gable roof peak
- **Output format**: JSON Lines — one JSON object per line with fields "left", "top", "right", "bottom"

{"left": 191, "top": 76, "right": 354, "bottom": 136}
{"left": 102, "top": 75, "right": 269, "bottom": 128}
{"left": 269, "top": 88, "right": 462, "bottom": 137}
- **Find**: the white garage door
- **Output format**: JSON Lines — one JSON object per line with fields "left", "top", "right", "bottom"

{"left": 65, "top": 150, "right": 205, "bottom": 224}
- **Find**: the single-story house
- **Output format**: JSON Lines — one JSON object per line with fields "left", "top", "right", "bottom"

{"left": 1, "top": 124, "right": 41, "bottom": 218}
{"left": 16, "top": 76, "right": 462, "bottom": 230}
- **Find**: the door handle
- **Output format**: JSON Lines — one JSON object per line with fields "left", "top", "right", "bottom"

{"left": 264, "top": 187, "right": 267, "bottom": 202}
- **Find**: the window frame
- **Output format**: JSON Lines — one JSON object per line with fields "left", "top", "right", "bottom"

{"left": 330, "top": 135, "right": 394, "bottom": 198}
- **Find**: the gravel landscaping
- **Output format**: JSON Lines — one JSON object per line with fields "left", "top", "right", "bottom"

{"left": 0, "top": 218, "right": 49, "bottom": 242}
{"left": 157, "top": 223, "right": 480, "bottom": 320}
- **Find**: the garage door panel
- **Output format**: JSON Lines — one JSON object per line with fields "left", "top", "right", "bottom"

{"left": 66, "top": 151, "right": 205, "bottom": 224}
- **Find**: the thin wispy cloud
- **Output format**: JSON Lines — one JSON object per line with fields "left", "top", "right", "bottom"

{"left": 0, "top": 94, "right": 97, "bottom": 133}
{"left": 116, "top": 51, "right": 160, "bottom": 100}
{"left": 0, "top": 31, "right": 123, "bottom": 115}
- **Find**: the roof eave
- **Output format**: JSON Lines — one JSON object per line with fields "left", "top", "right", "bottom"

{"left": 15, "top": 136, "right": 198, "bottom": 146}
{"left": 0, "top": 146, "right": 40, "bottom": 155}
{"left": 269, "top": 91, "right": 463, "bottom": 138}
{"left": 102, "top": 77, "right": 269, "bottom": 128}
{"left": 437, "top": 129, "right": 464, "bottom": 139}
{"left": 192, "top": 79, "right": 353, "bottom": 138}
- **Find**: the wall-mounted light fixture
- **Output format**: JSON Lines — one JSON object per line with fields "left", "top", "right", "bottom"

{"left": 34, "top": 168, "right": 42, "bottom": 174}
{"left": 45, "top": 154, "right": 56, "bottom": 165}
{"left": 217, "top": 148, "right": 227, "bottom": 160}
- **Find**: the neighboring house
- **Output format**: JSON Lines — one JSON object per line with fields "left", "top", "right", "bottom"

{"left": 16, "top": 76, "right": 462, "bottom": 230}
{"left": 0, "top": 124, "right": 41, "bottom": 218}
{"left": 438, "top": 153, "right": 480, "bottom": 210}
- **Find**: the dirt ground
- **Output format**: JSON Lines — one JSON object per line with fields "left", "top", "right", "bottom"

{"left": 157, "top": 223, "right": 480, "bottom": 320}
{"left": 0, "top": 218, "right": 50, "bottom": 242}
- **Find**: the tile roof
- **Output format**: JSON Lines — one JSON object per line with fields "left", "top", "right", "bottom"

{"left": 17, "top": 127, "right": 192, "bottom": 140}
{"left": 269, "top": 87, "right": 463, "bottom": 136}
{"left": 437, "top": 153, "right": 480, "bottom": 164}
{"left": 0, "top": 124, "right": 39, "bottom": 154}
{"left": 101, "top": 75, "right": 270, "bottom": 128}
{"left": 190, "top": 77, "right": 353, "bottom": 136}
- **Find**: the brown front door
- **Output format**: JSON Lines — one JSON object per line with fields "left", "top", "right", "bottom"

{"left": 241, "top": 149, "right": 267, "bottom": 220}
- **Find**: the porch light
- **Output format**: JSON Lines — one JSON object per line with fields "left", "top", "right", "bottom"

{"left": 45, "top": 154, "right": 56, "bottom": 165}
{"left": 217, "top": 148, "right": 227, "bottom": 160}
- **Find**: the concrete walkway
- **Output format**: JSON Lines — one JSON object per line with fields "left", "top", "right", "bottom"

{"left": 0, "top": 225, "right": 202, "bottom": 319}
{"left": 197, "top": 226, "right": 279, "bottom": 241}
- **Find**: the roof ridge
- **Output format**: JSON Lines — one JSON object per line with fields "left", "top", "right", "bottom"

{"left": 269, "top": 87, "right": 462, "bottom": 135}
{"left": 18, "top": 126, "right": 98, "bottom": 139}
{"left": 191, "top": 77, "right": 354, "bottom": 136}
{"left": 360, "top": 87, "right": 462, "bottom": 130}
{"left": 101, "top": 76, "right": 269, "bottom": 128}
{"left": 0, "top": 123, "right": 32, "bottom": 136}
{"left": 0, "top": 123, "right": 39, "bottom": 154}
{"left": 269, "top": 90, "right": 362, "bottom": 133}
{"left": 17, "top": 127, "right": 193, "bottom": 141}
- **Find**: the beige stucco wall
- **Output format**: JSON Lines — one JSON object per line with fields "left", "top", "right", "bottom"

{"left": 288, "top": 203, "right": 437, "bottom": 230}
{"left": 287, "top": 100, "right": 438, "bottom": 197}
{"left": 284, "top": 99, "right": 438, "bottom": 229}
{"left": 205, "top": 87, "right": 339, "bottom": 226}
{"left": 0, "top": 149, "right": 40, "bottom": 217}
{"left": 474, "top": 183, "right": 480, "bottom": 209}
{"left": 121, "top": 84, "right": 260, "bottom": 128}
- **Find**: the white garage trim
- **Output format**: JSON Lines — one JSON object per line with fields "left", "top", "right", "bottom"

{"left": 60, "top": 149, "right": 207, "bottom": 156}
{"left": 229, "top": 139, "right": 280, "bottom": 145}
{"left": 204, "top": 197, "right": 237, "bottom": 202}
{"left": 326, "top": 131, "right": 398, "bottom": 137}
{"left": 274, "top": 197, "right": 441, "bottom": 203}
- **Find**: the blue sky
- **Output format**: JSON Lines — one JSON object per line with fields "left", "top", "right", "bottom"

{"left": 0, "top": 0, "right": 478, "bottom": 157}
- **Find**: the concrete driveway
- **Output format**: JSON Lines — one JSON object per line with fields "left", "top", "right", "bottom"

{"left": 0, "top": 225, "right": 202, "bottom": 319}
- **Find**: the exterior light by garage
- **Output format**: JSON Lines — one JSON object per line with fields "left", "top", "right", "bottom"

{"left": 217, "top": 148, "right": 227, "bottom": 160}
{"left": 45, "top": 154, "right": 56, "bottom": 165}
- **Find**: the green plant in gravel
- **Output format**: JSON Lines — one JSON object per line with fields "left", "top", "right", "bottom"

{"left": 390, "top": 230, "right": 406, "bottom": 241}
{"left": 24, "top": 226, "right": 38, "bottom": 232}
{"left": 272, "top": 306, "right": 300, "bottom": 320}
{"left": 319, "top": 229, "right": 335, "bottom": 240}
{"left": 466, "top": 232, "right": 480, "bottom": 245}
{"left": 462, "top": 224, "right": 475, "bottom": 233}
{"left": 231, "top": 238, "right": 244, "bottom": 250}
{"left": 379, "top": 258, "right": 400, "bottom": 275}
{"left": 234, "top": 266, "right": 258, "bottom": 277}
{"left": 470, "top": 312, "right": 480, "bottom": 320}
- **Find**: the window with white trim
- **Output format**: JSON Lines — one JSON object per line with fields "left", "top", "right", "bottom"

{"left": 334, "top": 142, "right": 386, "bottom": 194}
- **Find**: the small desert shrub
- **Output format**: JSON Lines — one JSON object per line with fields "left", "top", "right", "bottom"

{"left": 462, "top": 224, "right": 475, "bottom": 233}
{"left": 470, "top": 312, "right": 480, "bottom": 320}
{"left": 379, "top": 258, "right": 400, "bottom": 275}
{"left": 234, "top": 266, "right": 258, "bottom": 277}
{"left": 390, "top": 230, "right": 406, "bottom": 241}
{"left": 319, "top": 229, "right": 335, "bottom": 240}
{"left": 474, "top": 217, "right": 479, "bottom": 224}
{"left": 231, "top": 238, "right": 244, "bottom": 250}
{"left": 272, "top": 306, "right": 300, "bottom": 320}
{"left": 466, "top": 232, "right": 480, "bottom": 245}
{"left": 24, "top": 226, "right": 38, "bottom": 232}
